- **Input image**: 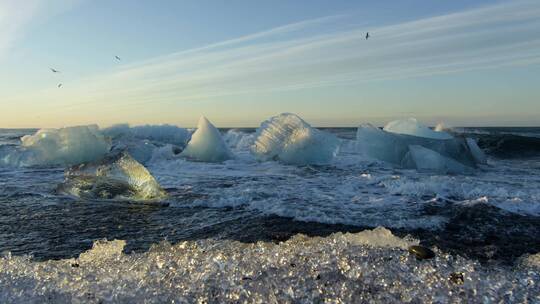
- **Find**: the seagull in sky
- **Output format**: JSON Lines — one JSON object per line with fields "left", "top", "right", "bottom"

{"left": 58, "top": 83, "right": 62, "bottom": 88}
{"left": 50, "top": 68, "right": 60, "bottom": 73}
{"left": 365, "top": 32, "right": 370, "bottom": 40}
{"left": 115, "top": 55, "right": 121, "bottom": 61}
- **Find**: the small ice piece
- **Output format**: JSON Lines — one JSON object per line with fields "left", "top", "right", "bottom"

{"left": 180, "top": 116, "right": 233, "bottom": 162}
{"left": 384, "top": 118, "right": 453, "bottom": 139}
{"left": 343, "top": 227, "right": 418, "bottom": 249}
{"left": 78, "top": 239, "right": 126, "bottom": 264}
{"left": 57, "top": 152, "right": 168, "bottom": 201}
{"left": 19, "top": 125, "right": 110, "bottom": 166}
{"left": 466, "top": 138, "right": 487, "bottom": 164}
{"left": 403, "top": 145, "right": 472, "bottom": 174}
{"left": 519, "top": 252, "right": 540, "bottom": 269}
{"left": 251, "top": 113, "right": 339, "bottom": 165}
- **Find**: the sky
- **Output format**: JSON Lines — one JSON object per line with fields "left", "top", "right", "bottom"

{"left": 0, "top": 0, "right": 539, "bottom": 128}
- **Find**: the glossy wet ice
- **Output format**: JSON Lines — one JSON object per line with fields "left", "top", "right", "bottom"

{"left": 1, "top": 230, "right": 539, "bottom": 303}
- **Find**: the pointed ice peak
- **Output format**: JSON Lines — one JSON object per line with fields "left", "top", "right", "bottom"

{"left": 180, "top": 116, "right": 233, "bottom": 162}
{"left": 198, "top": 116, "right": 211, "bottom": 126}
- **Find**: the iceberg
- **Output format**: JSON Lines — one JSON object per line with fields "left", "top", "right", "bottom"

{"left": 356, "top": 123, "right": 409, "bottom": 165}
{"left": 251, "top": 113, "right": 339, "bottom": 165}
{"left": 180, "top": 116, "right": 233, "bottom": 162}
{"left": 357, "top": 121, "right": 481, "bottom": 173}
{"left": 384, "top": 118, "right": 453, "bottom": 139}
{"left": 57, "top": 152, "right": 167, "bottom": 201}
{"left": 5, "top": 125, "right": 111, "bottom": 166}
{"left": 402, "top": 145, "right": 472, "bottom": 174}
{"left": 466, "top": 138, "right": 487, "bottom": 164}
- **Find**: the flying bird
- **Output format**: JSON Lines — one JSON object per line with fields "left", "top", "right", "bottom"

{"left": 50, "top": 68, "right": 60, "bottom": 73}
{"left": 365, "top": 32, "right": 370, "bottom": 40}
{"left": 115, "top": 55, "right": 121, "bottom": 61}
{"left": 58, "top": 83, "right": 62, "bottom": 88}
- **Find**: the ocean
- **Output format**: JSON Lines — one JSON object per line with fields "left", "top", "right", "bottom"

{"left": 1, "top": 126, "right": 539, "bottom": 302}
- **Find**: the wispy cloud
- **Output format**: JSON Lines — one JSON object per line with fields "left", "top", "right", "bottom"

{"left": 0, "top": 0, "right": 41, "bottom": 59}
{"left": 6, "top": 0, "right": 540, "bottom": 120}
{"left": 0, "top": 0, "right": 84, "bottom": 61}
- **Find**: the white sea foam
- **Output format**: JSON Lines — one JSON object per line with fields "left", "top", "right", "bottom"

{"left": 104, "top": 124, "right": 191, "bottom": 146}
{"left": 378, "top": 163, "right": 540, "bottom": 216}
{"left": 148, "top": 156, "right": 446, "bottom": 229}
{"left": 223, "top": 129, "right": 255, "bottom": 151}
{"left": 102, "top": 124, "right": 190, "bottom": 164}
{"left": 434, "top": 122, "right": 449, "bottom": 132}
{"left": 145, "top": 147, "right": 540, "bottom": 227}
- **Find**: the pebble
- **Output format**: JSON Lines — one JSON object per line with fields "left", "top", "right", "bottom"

{"left": 408, "top": 245, "right": 435, "bottom": 260}
{"left": 449, "top": 272, "right": 464, "bottom": 284}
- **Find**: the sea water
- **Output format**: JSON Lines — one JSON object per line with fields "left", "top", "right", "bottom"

{"left": 1, "top": 126, "right": 539, "bottom": 302}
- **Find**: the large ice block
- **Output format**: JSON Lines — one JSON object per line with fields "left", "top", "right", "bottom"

{"left": 180, "top": 116, "right": 233, "bottom": 162}
{"left": 57, "top": 152, "right": 168, "bottom": 201}
{"left": 251, "top": 113, "right": 339, "bottom": 165}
